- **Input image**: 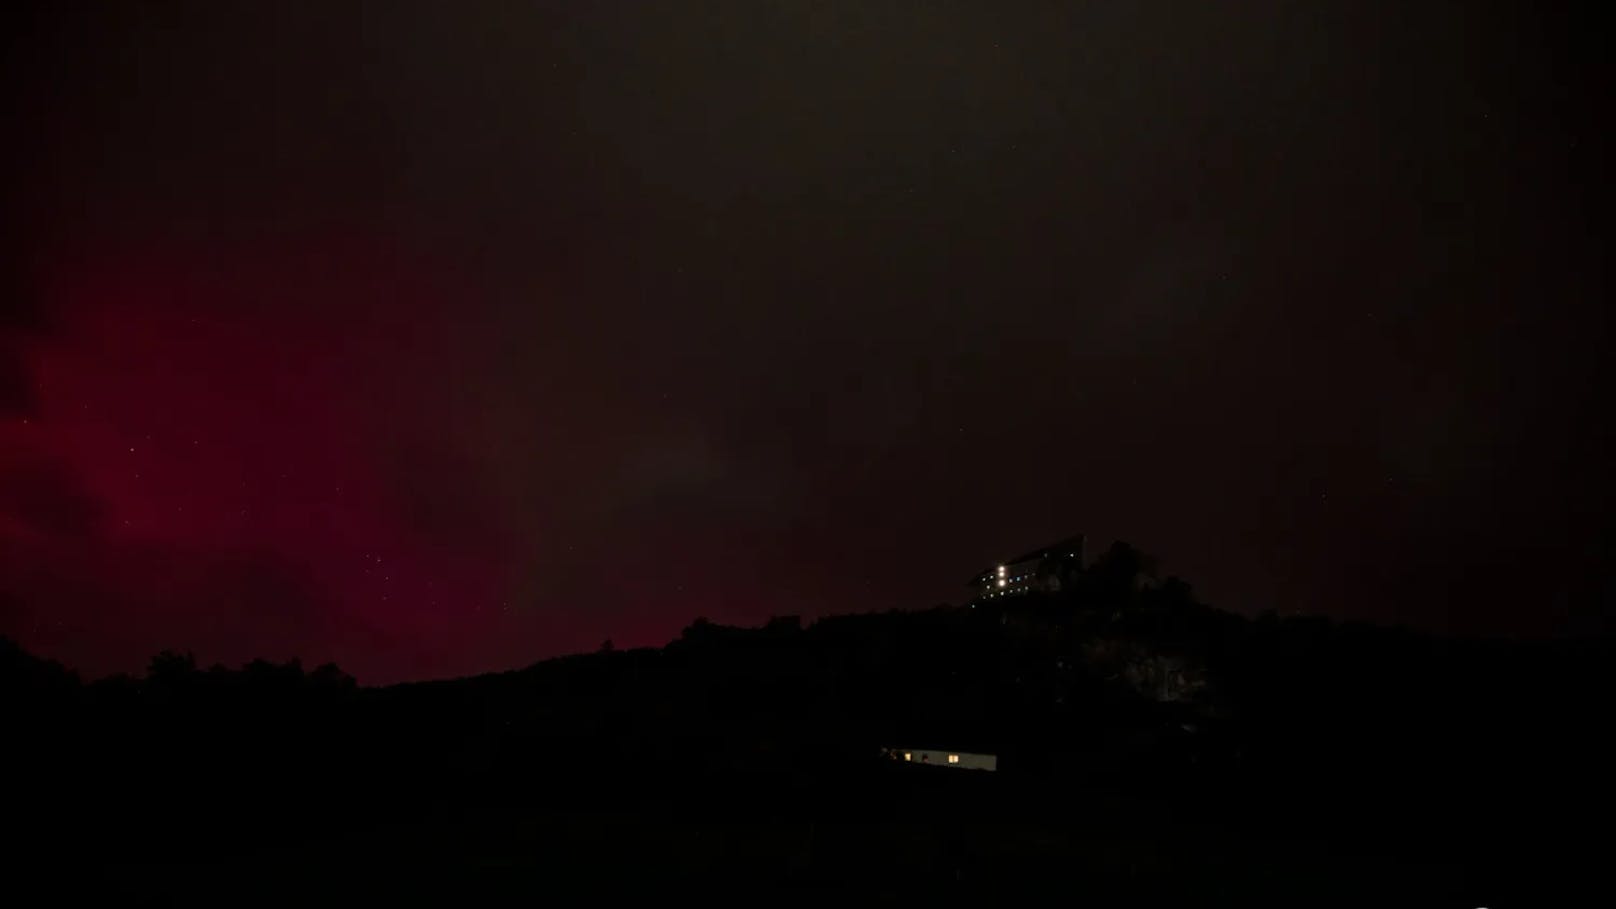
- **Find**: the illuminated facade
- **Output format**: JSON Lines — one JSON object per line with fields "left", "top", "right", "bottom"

{"left": 967, "top": 534, "right": 1085, "bottom": 602}
{"left": 882, "top": 747, "right": 997, "bottom": 772}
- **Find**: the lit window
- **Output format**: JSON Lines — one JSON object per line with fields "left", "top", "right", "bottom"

{"left": 947, "top": 754, "right": 960, "bottom": 764}
{"left": 903, "top": 752, "right": 911, "bottom": 761}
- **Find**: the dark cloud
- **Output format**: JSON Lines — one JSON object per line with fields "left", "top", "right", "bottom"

{"left": 0, "top": 456, "right": 105, "bottom": 539}
{"left": 0, "top": 530, "right": 341, "bottom": 677}
{"left": 0, "top": 240, "right": 43, "bottom": 417}
{"left": 0, "top": 355, "right": 31, "bottom": 418}
{"left": 0, "top": 2, "right": 1610, "bottom": 680}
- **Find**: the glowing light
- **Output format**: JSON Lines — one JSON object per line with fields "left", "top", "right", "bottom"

{"left": 947, "top": 754, "right": 960, "bottom": 764}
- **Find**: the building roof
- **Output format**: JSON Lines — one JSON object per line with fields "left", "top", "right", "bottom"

{"left": 1004, "top": 533, "right": 1086, "bottom": 566}
{"left": 965, "top": 534, "right": 1085, "bottom": 586}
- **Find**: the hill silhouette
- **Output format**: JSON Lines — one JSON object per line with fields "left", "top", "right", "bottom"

{"left": 4, "top": 543, "right": 1610, "bottom": 903}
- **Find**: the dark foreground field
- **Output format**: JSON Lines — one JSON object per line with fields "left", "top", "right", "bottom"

{"left": 26, "top": 770, "right": 1506, "bottom": 905}
{"left": 8, "top": 594, "right": 1607, "bottom": 905}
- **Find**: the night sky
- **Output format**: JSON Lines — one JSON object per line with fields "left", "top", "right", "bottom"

{"left": 2, "top": 2, "right": 1609, "bottom": 682}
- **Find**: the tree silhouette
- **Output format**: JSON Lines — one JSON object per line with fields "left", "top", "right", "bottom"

{"left": 1088, "top": 541, "right": 1156, "bottom": 601}
{"left": 147, "top": 650, "right": 198, "bottom": 683}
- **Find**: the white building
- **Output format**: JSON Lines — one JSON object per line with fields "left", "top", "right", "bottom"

{"left": 968, "top": 534, "right": 1086, "bottom": 602}
{"left": 882, "top": 747, "right": 997, "bottom": 772}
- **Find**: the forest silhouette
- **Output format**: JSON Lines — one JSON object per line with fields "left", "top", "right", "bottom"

{"left": 5, "top": 542, "right": 1608, "bottom": 902}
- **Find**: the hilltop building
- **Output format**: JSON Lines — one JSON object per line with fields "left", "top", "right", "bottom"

{"left": 881, "top": 747, "right": 997, "bottom": 772}
{"left": 968, "top": 534, "right": 1086, "bottom": 602}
